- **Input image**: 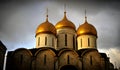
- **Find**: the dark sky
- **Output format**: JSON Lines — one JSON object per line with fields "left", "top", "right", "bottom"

{"left": 0, "top": 0, "right": 120, "bottom": 67}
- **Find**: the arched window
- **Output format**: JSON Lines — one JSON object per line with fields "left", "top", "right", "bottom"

{"left": 90, "top": 56, "right": 93, "bottom": 65}
{"left": 45, "top": 37, "right": 47, "bottom": 45}
{"left": 67, "top": 55, "right": 70, "bottom": 64}
{"left": 44, "top": 54, "right": 46, "bottom": 65}
{"left": 52, "top": 38, "right": 54, "bottom": 46}
{"left": 38, "top": 37, "right": 40, "bottom": 46}
{"left": 20, "top": 55, "right": 23, "bottom": 64}
{"left": 73, "top": 36, "right": 75, "bottom": 49}
{"left": 65, "top": 34, "right": 67, "bottom": 46}
{"left": 94, "top": 39, "right": 96, "bottom": 48}
{"left": 88, "top": 38, "right": 90, "bottom": 47}
{"left": 81, "top": 39, "right": 82, "bottom": 47}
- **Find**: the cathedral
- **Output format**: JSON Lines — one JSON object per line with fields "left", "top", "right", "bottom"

{"left": 0, "top": 9, "right": 117, "bottom": 70}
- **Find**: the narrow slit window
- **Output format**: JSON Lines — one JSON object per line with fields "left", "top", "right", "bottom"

{"left": 94, "top": 40, "right": 96, "bottom": 48}
{"left": 73, "top": 36, "right": 75, "bottom": 49}
{"left": 38, "top": 37, "right": 40, "bottom": 46}
{"left": 54, "top": 60, "right": 56, "bottom": 70}
{"left": 45, "top": 37, "right": 47, "bottom": 45}
{"left": 81, "top": 39, "right": 82, "bottom": 47}
{"left": 90, "top": 56, "right": 92, "bottom": 65}
{"left": 52, "top": 38, "right": 54, "bottom": 46}
{"left": 65, "top": 34, "right": 67, "bottom": 46}
{"left": 67, "top": 55, "right": 70, "bottom": 64}
{"left": 76, "top": 39, "right": 78, "bottom": 49}
{"left": 20, "top": 55, "right": 23, "bottom": 64}
{"left": 88, "top": 38, "right": 90, "bottom": 47}
{"left": 44, "top": 54, "right": 46, "bottom": 65}
{"left": 57, "top": 35, "right": 59, "bottom": 46}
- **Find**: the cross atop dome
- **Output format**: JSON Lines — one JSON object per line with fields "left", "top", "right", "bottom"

{"left": 46, "top": 8, "right": 48, "bottom": 21}
{"left": 85, "top": 9, "right": 88, "bottom": 22}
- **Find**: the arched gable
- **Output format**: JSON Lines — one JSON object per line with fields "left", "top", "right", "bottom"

{"left": 58, "top": 48, "right": 81, "bottom": 70}
{"left": 12, "top": 48, "right": 32, "bottom": 56}
{"left": 34, "top": 47, "right": 56, "bottom": 70}
{"left": 58, "top": 48, "right": 78, "bottom": 57}
{"left": 35, "top": 47, "right": 56, "bottom": 56}
{"left": 81, "top": 49, "right": 98, "bottom": 57}
{"left": 80, "top": 49, "right": 104, "bottom": 70}
{"left": 11, "top": 48, "right": 32, "bottom": 70}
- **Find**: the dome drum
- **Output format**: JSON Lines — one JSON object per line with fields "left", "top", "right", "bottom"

{"left": 77, "top": 32, "right": 97, "bottom": 37}
{"left": 35, "top": 31, "right": 56, "bottom": 37}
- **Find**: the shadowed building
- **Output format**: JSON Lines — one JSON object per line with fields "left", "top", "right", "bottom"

{"left": 0, "top": 9, "right": 117, "bottom": 70}
{"left": 0, "top": 41, "right": 7, "bottom": 70}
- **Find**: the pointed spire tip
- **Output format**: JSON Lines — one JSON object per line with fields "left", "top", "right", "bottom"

{"left": 46, "top": 8, "right": 48, "bottom": 21}
{"left": 85, "top": 9, "right": 87, "bottom": 23}
{"left": 64, "top": 3, "right": 67, "bottom": 19}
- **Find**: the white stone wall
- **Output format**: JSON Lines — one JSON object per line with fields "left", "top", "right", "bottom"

{"left": 36, "top": 34, "right": 56, "bottom": 49}
{"left": 77, "top": 35, "right": 97, "bottom": 50}
{"left": 56, "top": 28, "right": 76, "bottom": 50}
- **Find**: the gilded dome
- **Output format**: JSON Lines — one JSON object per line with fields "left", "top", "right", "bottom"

{"left": 77, "top": 21, "right": 97, "bottom": 37}
{"left": 55, "top": 12, "right": 76, "bottom": 30}
{"left": 36, "top": 19, "right": 56, "bottom": 36}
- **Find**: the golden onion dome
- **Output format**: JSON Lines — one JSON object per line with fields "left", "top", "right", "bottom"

{"left": 55, "top": 12, "right": 76, "bottom": 30}
{"left": 36, "top": 16, "right": 56, "bottom": 36}
{"left": 77, "top": 17, "right": 97, "bottom": 37}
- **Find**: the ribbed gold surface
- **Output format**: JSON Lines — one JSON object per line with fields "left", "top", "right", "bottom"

{"left": 55, "top": 12, "right": 76, "bottom": 30}
{"left": 36, "top": 20, "right": 56, "bottom": 36}
{"left": 77, "top": 21, "right": 97, "bottom": 37}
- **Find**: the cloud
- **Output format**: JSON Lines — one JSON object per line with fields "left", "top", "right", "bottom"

{"left": 99, "top": 47, "right": 120, "bottom": 68}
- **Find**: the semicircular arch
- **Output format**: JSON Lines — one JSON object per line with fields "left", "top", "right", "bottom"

{"left": 58, "top": 48, "right": 79, "bottom": 57}
{"left": 81, "top": 49, "right": 98, "bottom": 57}
{"left": 12, "top": 48, "right": 33, "bottom": 56}
{"left": 60, "top": 65, "right": 78, "bottom": 70}
{"left": 35, "top": 47, "right": 56, "bottom": 57}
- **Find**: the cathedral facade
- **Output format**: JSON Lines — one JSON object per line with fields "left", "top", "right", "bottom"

{"left": 0, "top": 10, "right": 116, "bottom": 70}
